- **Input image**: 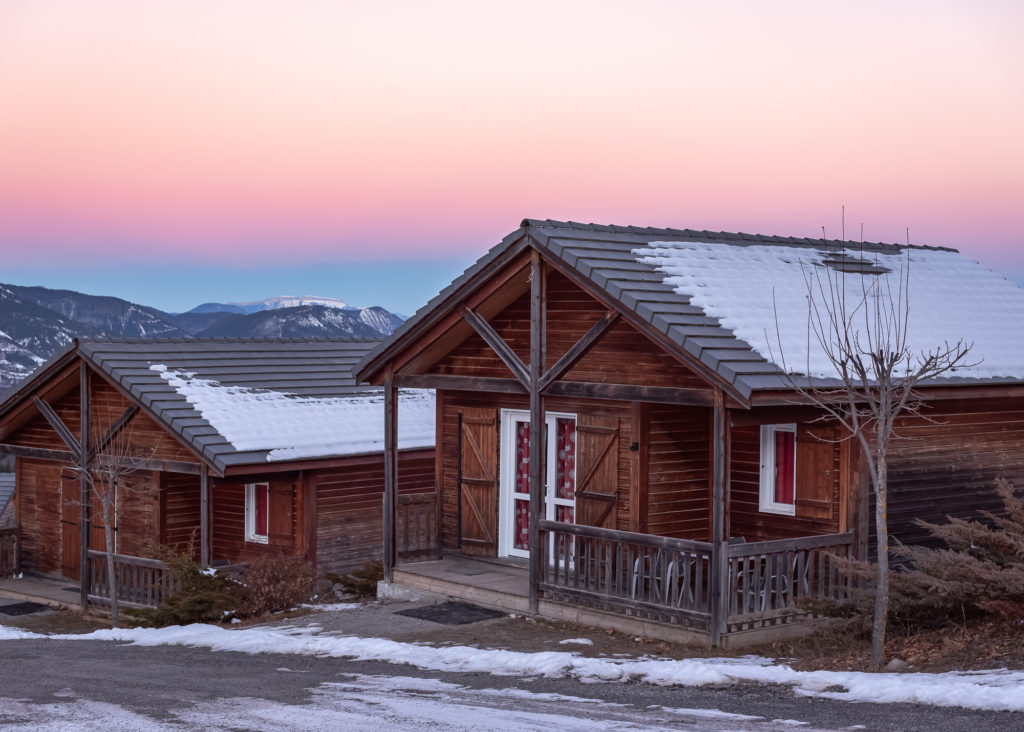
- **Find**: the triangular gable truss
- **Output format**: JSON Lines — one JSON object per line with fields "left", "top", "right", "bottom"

{"left": 362, "top": 229, "right": 738, "bottom": 407}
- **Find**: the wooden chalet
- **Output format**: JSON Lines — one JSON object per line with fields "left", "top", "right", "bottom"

{"left": 357, "top": 219, "right": 1024, "bottom": 647}
{"left": 0, "top": 338, "right": 435, "bottom": 609}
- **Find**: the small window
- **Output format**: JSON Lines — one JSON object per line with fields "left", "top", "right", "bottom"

{"left": 245, "top": 482, "right": 270, "bottom": 543}
{"left": 759, "top": 424, "right": 796, "bottom": 515}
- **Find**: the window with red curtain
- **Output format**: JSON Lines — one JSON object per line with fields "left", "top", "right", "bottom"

{"left": 247, "top": 482, "right": 270, "bottom": 542}
{"left": 774, "top": 430, "right": 795, "bottom": 505}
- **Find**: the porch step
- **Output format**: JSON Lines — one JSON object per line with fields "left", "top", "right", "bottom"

{"left": 391, "top": 563, "right": 531, "bottom": 615}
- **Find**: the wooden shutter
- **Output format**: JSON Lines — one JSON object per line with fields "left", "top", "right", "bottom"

{"left": 575, "top": 415, "right": 619, "bottom": 528}
{"left": 795, "top": 424, "right": 835, "bottom": 520}
{"left": 267, "top": 480, "right": 294, "bottom": 547}
{"left": 458, "top": 407, "right": 498, "bottom": 555}
{"left": 59, "top": 469, "right": 81, "bottom": 579}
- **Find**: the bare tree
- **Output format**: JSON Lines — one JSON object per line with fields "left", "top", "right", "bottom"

{"left": 773, "top": 246, "right": 974, "bottom": 669}
{"left": 69, "top": 415, "right": 151, "bottom": 628}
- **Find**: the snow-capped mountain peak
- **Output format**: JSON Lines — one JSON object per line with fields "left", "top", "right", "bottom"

{"left": 232, "top": 296, "right": 353, "bottom": 313}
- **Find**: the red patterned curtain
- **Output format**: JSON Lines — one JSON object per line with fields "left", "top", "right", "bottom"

{"left": 555, "top": 418, "right": 576, "bottom": 523}
{"left": 514, "top": 421, "right": 530, "bottom": 549}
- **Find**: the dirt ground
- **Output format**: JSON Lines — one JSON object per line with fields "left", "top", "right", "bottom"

{"left": 5, "top": 596, "right": 1023, "bottom": 674}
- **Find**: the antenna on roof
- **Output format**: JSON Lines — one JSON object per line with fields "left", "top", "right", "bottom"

{"left": 906, "top": 227, "right": 910, "bottom": 246}
{"left": 842, "top": 205, "right": 845, "bottom": 241}
{"left": 821, "top": 225, "right": 827, "bottom": 240}
{"left": 860, "top": 223, "right": 864, "bottom": 242}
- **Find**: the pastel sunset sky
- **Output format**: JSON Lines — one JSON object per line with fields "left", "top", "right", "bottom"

{"left": 1, "top": 1, "right": 1022, "bottom": 314}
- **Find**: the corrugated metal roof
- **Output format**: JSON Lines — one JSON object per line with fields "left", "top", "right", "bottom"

{"left": 356, "top": 219, "right": 1024, "bottom": 401}
{"left": 71, "top": 338, "right": 433, "bottom": 474}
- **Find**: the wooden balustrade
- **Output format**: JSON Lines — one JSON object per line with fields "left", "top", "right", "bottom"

{"left": 725, "top": 532, "right": 853, "bottom": 632}
{"left": 538, "top": 520, "right": 715, "bottom": 631}
{"left": 85, "top": 550, "right": 179, "bottom": 609}
{"left": 0, "top": 529, "right": 16, "bottom": 578}
{"left": 396, "top": 492, "right": 440, "bottom": 562}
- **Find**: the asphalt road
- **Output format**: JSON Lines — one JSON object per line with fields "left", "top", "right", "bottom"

{"left": 0, "top": 638, "right": 1018, "bottom": 731}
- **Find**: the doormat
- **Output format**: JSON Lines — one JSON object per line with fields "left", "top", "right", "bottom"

{"left": 0, "top": 601, "right": 49, "bottom": 617}
{"left": 394, "top": 601, "right": 506, "bottom": 625}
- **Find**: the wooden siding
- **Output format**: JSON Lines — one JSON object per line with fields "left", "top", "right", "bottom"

{"left": 878, "top": 398, "right": 1024, "bottom": 549}
{"left": 16, "top": 458, "right": 63, "bottom": 575}
{"left": 646, "top": 404, "right": 712, "bottom": 540}
{"left": 729, "top": 424, "right": 840, "bottom": 542}
{"left": 161, "top": 472, "right": 201, "bottom": 559}
{"left": 316, "top": 453, "right": 435, "bottom": 575}
{"left": 430, "top": 272, "right": 709, "bottom": 390}
{"left": 437, "top": 390, "right": 634, "bottom": 554}
{"left": 15, "top": 457, "right": 162, "bottom": 574}
{"left": 109, "top": 470, "right": 160, "bottom": 559}
{"left": 210, "top": 476, "right": 299, "bottom": 563}
{"left": 6, "top": 380, "right": 196, "bottom": 464}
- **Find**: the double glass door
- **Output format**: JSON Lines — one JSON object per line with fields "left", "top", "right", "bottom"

{"left": 499, "top": 410, "right": 576, "bottom": 558}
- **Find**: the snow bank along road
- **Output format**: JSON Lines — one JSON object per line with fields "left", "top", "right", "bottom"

{"left": 2, "top": 621, "right": 1023, "bottom": 730}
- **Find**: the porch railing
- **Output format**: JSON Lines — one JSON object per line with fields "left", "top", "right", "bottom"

{"left": 537, "top": 521, "right": 854, "bottom": 638}
{"left": 0, "top": 529, "right": 17, "bottom": 578}
{"left": 537, "top": 520, "right": 715, "bottom": 631}
{"left": 725, "top": 532, "right": 853, "bottom": 632}
{"left": 86, "top": 550, "right": 179, "bottom": 609}
{"left": 396, "top": 492, "right": 440, "bottom": 563}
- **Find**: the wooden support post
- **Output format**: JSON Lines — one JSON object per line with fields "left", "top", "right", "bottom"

{"left": 200, "top": 464, "right": 210, "bottom": 568}
{"left": 709, "top": 389, "right": 726, "bottom": 647}
{"left": 79, "top": 364, "right": 90, "bottom": 610}
{"left": 383, "top": 370, "right": 398, "bottom": 583}
{"left": 528, "top": 250, "right": 545, "bottom": 614}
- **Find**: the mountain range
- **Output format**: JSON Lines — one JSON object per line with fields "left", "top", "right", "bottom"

{"left": 0, "top": 285, "right": 403, "bottom": 395}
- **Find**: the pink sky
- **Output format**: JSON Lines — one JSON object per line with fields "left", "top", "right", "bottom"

{"left": 1, "top": 1, "right": 1022, "bottom": 279}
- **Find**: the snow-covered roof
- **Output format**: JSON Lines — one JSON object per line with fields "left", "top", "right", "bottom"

{"left": 358, "top": 220, "right": 1024, "bottom": 402}
{"left": 150, "top": 364, "right": 433, "bottom": 463}
{"left": 637, "top": 241, "right": 1024, "bottom": 382}
{"left": 74, "top": 339, "right": 434, "bottom": 473}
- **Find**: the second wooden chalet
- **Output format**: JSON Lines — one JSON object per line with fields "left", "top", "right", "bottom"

{"left": 357, "top": 219, "right": 1024, "bottom": 647}
{"left": 0, "top": 338, "right": 435, "bottom": 609}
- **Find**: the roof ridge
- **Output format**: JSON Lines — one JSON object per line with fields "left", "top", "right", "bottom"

{"left": 520, "top": 218, "right": 958, "bottom": 253}
{"left": 76, "top": 336, "right": 385, "bottom": 344}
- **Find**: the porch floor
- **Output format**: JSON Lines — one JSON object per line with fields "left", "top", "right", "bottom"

{"left": 0, "top": 574, "right": 84, "bottom": 612}
{"left": 392, "top": 554, "right": 531, "bottom": 614}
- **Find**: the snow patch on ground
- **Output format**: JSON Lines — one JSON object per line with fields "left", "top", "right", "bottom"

{"left": 149, "top": 364, "right": 434, "bottom": 460}
{"left": 7, "top": 622, "right": 1017, "bottom": 712}
{"left": 636, "top": 241, "right": 1024, "bottom": 380}
{"left": 559, "top": 638, "right": 594, "bottom": 646}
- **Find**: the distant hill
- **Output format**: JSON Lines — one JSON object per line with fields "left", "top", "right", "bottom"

{"left": 0, "top": 284, "right": 404, "bottom": 391}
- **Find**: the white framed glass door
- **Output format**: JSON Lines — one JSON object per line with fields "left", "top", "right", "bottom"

{"left": 498, "top": 409, "right": 577, "bottom": 558}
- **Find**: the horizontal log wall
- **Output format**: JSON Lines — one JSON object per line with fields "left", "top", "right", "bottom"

{"left": 210, "top": 476, "right": 298, "bottom": 563}
{"left": 878, "top": 398, "right": 1024, "bottom": 551}
{"left": 161, "top": 472, "right": 201, "bottom": 560}
{"left": 729, "top": 425, "right": 840, "bottom": 542}
{"left": 108, "top": 470, "right": 160, "bottom": 560}
{"left": 316, "top": 453, "right": 435, "bottom": 575}
{"left": 646, "top": 404, "right": 712, "bottom": 540}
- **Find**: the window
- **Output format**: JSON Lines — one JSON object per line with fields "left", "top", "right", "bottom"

{"left": 245, "top": 482, "right": 270, "bottom": 543}
{"left": 498, "top": 410, "right": 577, "bottom": 558}
{"left": 759, "top": 424, "right": 796, "bottom": 515}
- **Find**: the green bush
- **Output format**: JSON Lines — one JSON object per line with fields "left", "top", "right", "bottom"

{"left": 826, "top": 479, "right": 1024, "bottom": 632}
{"left": 127, "top": 552, "right": 240, "bottom": 627}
